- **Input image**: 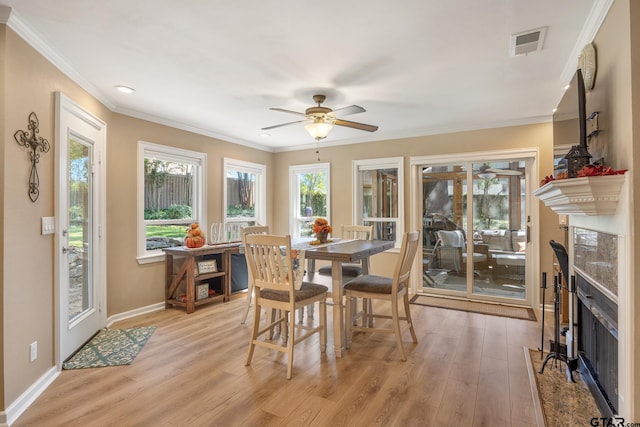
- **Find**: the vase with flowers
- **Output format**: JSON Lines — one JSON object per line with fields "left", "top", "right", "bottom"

{"left": 312, "top": 218, "right": 332, "bottom": 243}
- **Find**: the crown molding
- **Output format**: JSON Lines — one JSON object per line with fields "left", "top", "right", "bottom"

{"left": 4, "top": 8, "right": 116, "bottom": 111}
{"left": 560, "top": 0, "right": 614, "bottom": 86}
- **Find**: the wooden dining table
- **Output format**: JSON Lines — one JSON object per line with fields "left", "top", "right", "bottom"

{"left": 293, "top": 238, "right": 395, "bottom": 357}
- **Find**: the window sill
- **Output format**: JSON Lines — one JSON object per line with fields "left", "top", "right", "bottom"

{"left": 137, "top": 252, "right": 166, "bottom": 265}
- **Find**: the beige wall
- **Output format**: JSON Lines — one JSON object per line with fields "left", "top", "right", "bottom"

{"left": 3, "top": 0, "right": 640, "bottom": 419}
{"left": 585, "top": 0, "right": 638, "bottom": 417}
{"left": 0, "top": 25, "right": 275, "bottom": 410}
{"left": 274, "top": 124, "right": 560, "bottom": 282}
{"left": 107, "top": 114, "right": 274, "bottom": 315}
{"left": 0, "top": 22, "right": 6, "bottom": 412}
{"left": 3, "top": 28, "right": 112, "bottom": 407}
{"left": 630, "top": 1, "right": 640, "bottom": 417}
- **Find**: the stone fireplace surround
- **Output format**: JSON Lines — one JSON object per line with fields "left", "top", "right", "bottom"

{"left": 573, "top": 228, "right": 618, "bottom": 416}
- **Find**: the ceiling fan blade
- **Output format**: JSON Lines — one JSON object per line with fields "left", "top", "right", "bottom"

{"left": 488, "top": 168, "right": 522, "bottom": 176}
{"left": 261, "top": 120, "right": 307, "bottom": 130}
{"left": 330, "top": 105, "right": 366, "bottom": 116}
{"left": 269, "top": 107, "right": 306, "bottom": 117}
{"left": 334, "top": 119, "right": 378, "bottom": 132}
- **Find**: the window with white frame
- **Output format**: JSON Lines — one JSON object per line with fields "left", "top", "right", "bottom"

{"left": 137, "top": 141, "right": 206, "bottom": 263}
{"left": 223, "top": 158, "right": 266, "bottom": 233}
{"left": 353, "top": 157, "right": 404, "bottom": 247}
{"left": 289, "top": 163, "right": 330, "bottom": 238}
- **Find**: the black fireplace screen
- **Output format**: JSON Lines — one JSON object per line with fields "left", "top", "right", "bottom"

{"left": 577, "top": 274, "right": 618, "bottom": 416}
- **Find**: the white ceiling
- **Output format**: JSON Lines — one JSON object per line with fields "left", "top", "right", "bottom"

{"left": 2, "top": 1, "right": 607, "bottom": 152}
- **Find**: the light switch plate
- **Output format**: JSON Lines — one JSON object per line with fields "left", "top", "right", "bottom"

{"left": 42, "top": 217, "right": 55, "bottom": 235}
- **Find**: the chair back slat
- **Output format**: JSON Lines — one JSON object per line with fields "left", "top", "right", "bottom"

{"left": 393, "top": 231, "right": 421, "bottom": 293}
{"left": 242, "top": 225, "right": 270, "bottom": 236}
{"left": 244, "top": 234, "right": 294, "bottom": 294}
{"left": 342, "top": 224, "right": 374, "bottom": 241}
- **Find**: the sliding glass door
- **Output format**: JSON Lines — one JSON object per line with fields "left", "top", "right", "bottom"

{"left": 421, "top": 159, "right": 529, "bottom": 303}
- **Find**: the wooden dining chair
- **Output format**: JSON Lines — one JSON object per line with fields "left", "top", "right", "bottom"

{"left": 243, "top": 233, "right": 328, "bottom": 379}
{"left": 344, "top": 231, "right": 420, "bottom": 360}
{"left": 240, "top": 225, "right": 270, "bottom": 324}
{"left": 318, "top": 224, "right": 374, "bottom": 277}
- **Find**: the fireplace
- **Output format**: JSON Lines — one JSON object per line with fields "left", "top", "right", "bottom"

{"left": 536, "top": 173, "right": 629, "bottom": 417}
{"left": 576, "top": 273, "right": 618, "bottom": 416}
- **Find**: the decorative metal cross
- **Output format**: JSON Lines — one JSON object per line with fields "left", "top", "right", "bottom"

{"left": 14, "top": 112, "right": 50, "bottom": 202}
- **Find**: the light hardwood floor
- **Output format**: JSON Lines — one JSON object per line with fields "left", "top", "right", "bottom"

{"left": 14, "top": 291, "right": 543, "bottom": 427}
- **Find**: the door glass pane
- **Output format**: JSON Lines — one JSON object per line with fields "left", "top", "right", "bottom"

{"left": 68, "top": 138, "right": 92, "bottom": 321}
{"left": 421, "top": 160, "right": 527, "bottom": 301}
{"left": 422, "top": 164, "right": 468, "bottom": 291}
{"left": 471, "top": 161, "right": 526, "bottom": 300}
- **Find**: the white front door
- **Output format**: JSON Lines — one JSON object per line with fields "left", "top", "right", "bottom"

{"left": 55, "top": 93, "right": 107, "bottom": 363}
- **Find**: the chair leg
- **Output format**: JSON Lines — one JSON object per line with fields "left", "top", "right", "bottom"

{"left": 345, "top": 293, "right": 353, "bottom": 349}
{"left": 240, "top": 282, "right": 253, "bottom": 324}
{"left": 269, "top": 309, "right": 278, "bottom": 339}
{"left": 391, "top": 299, "right": 407, "bottom": 361}
{"left": 282, "top": 311, "right": 289, "bottom": 345}
{"left": 297, "top": 304, "right": 316, "bottom": 324}
{"left": 320, "top": 300, "right": 327, "bottom": 353}
{"left": 351, "top": 297, "right": 359, "bottom": 326}
{"left": 286, "top": 309, "right": 296, "bottom": 380}
{"left": 404, "top": 293, "right": 418, "bottom": 343}
{"left": 307, "top": 303, "right": 315, "bottom": 319}
{"left": 246, "top": 303, "right": 261, "bottom": 366}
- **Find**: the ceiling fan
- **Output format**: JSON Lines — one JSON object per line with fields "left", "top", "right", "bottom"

{"left": 422, "top": 164, "right": 523, "bottom": 179}
{"left": 475, "top": 163, "right": 523, "bottom": 178}
{"left": 262, "top": 94, "right": 379, "bottom": 140}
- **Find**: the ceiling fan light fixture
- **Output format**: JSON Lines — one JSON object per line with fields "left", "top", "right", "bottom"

{"left": 477, "top": 172, "right": 497, "bottom": 179}
{"left": 305, "top": 119, "right": 333, "bottom": 140}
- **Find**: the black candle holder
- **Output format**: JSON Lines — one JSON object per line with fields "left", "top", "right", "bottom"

{"left": 565, "top": 144, "right": 592, "bottom": 178}
{"left": 14, "top": 112, "right": 50, "bottom": 202}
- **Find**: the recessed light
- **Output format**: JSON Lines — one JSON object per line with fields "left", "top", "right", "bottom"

{"left": 114, "top": 85, "right": 135, "bottom": 94}
{"left": 552, "top": 108, "right": 557, "bottom": 113}
{"left": 260, "top": 133, "right": 270, "bottom": 138}
{"left": 563, "top": 84, "right": 570, "bottom": 90}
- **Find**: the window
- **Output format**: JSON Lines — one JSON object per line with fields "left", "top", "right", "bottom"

{"left": 289, "top": 163, "right": 330, "bottom": 238}
{"left": 137, "top": 141, "right": 206, "bottom": 263}
{"left": 353, "top": 157, "right": 404, "bottom": 247}
{"left": 223, "top": 158, "right": 266, "bottom": 231}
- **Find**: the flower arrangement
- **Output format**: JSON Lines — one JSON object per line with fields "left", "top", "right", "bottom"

{"left": 312, "top": 218, "right": 333, "bottom": 235}
{"left": 540, "top": 164, "right": 626, "bottom": 186}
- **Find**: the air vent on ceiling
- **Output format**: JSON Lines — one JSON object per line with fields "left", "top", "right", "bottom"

{"left": 511, "top": 27, "right": 547, "bottom": 57}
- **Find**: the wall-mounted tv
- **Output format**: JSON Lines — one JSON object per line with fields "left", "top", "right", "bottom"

{"left": 553, "top": 69, "right": 591, "bottom": 176}
{"left": 553, "top": 69, "right": 587, "bottom": 148}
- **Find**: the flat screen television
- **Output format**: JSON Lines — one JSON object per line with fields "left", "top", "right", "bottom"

{"left": 553, "top": 69, "right": 590, "bottom": 176}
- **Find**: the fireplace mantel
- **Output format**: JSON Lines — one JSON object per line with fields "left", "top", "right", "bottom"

{"left": 533, "top": 174, "right": 626, "bottom": 215}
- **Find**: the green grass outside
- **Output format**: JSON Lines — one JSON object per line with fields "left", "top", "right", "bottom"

{"left": 68, "top": 224, "right": 188, "bottom": 247}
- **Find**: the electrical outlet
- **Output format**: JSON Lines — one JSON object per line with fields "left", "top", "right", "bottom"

{"left": 30, "top": 341, "right": 37, "bottom": 362}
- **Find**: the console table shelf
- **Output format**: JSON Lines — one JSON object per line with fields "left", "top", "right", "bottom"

{"left": 163, "top": 242, "right": 242, "bottom": 313}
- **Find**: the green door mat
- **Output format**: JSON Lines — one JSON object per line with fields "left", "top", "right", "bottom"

{"left": 63, "top": 326, "right": 156, "bottom": 369}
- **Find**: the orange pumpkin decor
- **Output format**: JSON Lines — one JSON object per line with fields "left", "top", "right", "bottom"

{"left": 185, "top": 223, "right": 206, "bottom": 248}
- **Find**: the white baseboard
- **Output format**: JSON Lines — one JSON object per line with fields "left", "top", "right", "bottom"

{"left": 7, "top": 302, "right": 165, "bottom": 425}
{"left": 5, "top": 367, "right": 59, "bottom": 426}
{"left": 106, "top": 302, "right": 165, "bottom": 327}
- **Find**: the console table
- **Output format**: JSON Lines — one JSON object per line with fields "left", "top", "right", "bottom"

{"left": 163, "top": 242, "right": 242, "bottom": 313}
